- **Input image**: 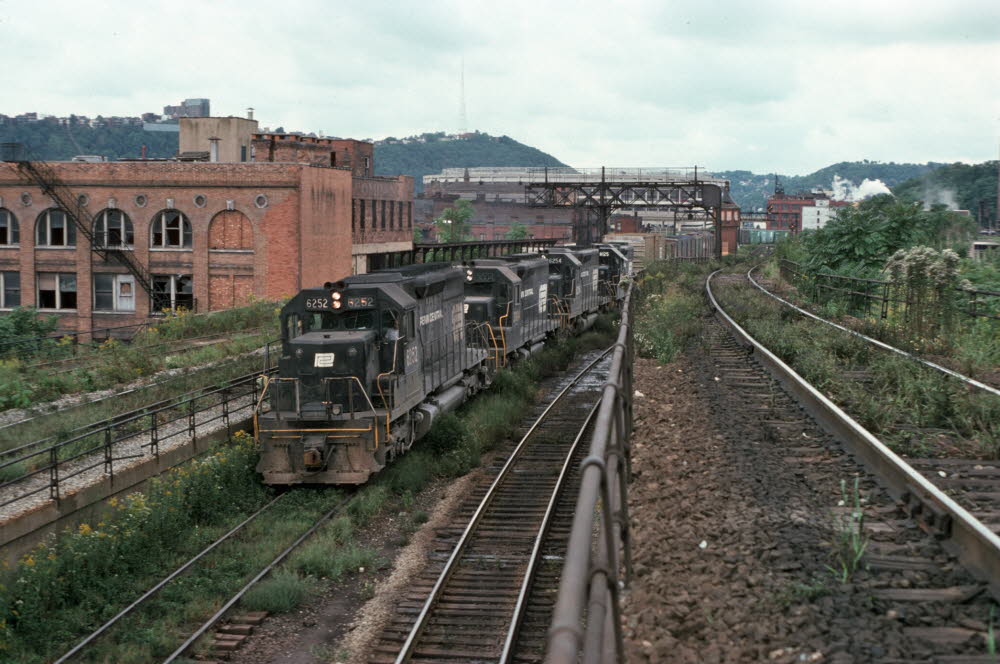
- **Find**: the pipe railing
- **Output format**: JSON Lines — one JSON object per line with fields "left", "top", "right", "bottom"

{"left": 546, "top": 280, "right": 635, "bottom": 664}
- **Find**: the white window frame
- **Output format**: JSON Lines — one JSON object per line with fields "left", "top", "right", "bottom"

{"left": 37, "top": 272, "right": 77, "bottom": 310}
{"left": 94, "top": 273, "right": 135, "bottom": 312}
{"left": 0, "top": 209, "right": 19, "bottom": 246}
{"left": 36, "top": 209, "right": 76, "bottom": 248}
{"left": 0, "top": 271, "right": 20, "bottom": 309}
{"left": 94, "top": 210, "right": 134, "bottom": 249}
{"left": 150, "top": 210, "right": 193, "bottom": 250}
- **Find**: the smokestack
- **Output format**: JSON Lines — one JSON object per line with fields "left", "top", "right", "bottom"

{"left": 140, "top": 144, "right": 147, "bottom": 160}
{"left": 247, "top": 107, "right": 254, "bottom": 120}
{"left": 208, "top": 137, "right": 220, "bottom": 163}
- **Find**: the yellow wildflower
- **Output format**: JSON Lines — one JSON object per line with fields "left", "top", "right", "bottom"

{"left": 78, "top": 523, "right": 92, "bottom": 536}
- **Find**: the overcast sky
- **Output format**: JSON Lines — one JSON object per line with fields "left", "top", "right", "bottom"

{"left": 1, "top": 0, "right": 998, "bottom": 175}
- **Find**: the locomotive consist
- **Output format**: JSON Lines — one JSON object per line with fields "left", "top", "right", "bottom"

{"left": 254, "top": 246, "right": 632, "bottom": 485}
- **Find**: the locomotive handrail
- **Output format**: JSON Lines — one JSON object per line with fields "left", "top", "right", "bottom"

{"left": 546, "top": 280, "right": 635, "bottom": 664}
{"left": 497, "top": 300, "right": 511, "bottom": 365}
{"left": 376, "top": 338, "right": 402, "bottom": 442}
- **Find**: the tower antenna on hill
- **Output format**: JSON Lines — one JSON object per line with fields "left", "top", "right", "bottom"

{"left": 459, "top": 57, "right": 468, "bottom": 134}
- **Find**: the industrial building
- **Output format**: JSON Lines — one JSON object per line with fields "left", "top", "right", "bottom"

{"left": 0, "top": 115, "right": 413, "bottom": 336}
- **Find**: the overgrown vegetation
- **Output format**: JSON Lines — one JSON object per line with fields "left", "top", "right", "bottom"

{"left": 0, "top": 299, "right": 279, "bottom": 413}
{"left": 635, "top": 259, "right": 721, "bottom": 362}
{"left": 0, "top": 315, "right": 620, "bottom": 662}
{"left": 714, "top": 277, "right": 1000, "bottom": 458}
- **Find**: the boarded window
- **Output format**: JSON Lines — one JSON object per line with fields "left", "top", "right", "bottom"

{"left": 208, "top": 211, "right": 253, "bottom": 250}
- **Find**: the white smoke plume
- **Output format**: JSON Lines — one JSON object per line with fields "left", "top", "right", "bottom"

{"left": 831, "top": 175, "right": 892, "bottom": 202}
{"left": 920, "top": 185, "right": 958, "bottom": 210}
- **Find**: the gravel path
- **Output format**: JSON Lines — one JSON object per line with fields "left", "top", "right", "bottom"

{"left": 622, "top": 344, "right": 994, "bottom": 662}
{"left": 0, "top": 390, "right": 256, "bottom": 524}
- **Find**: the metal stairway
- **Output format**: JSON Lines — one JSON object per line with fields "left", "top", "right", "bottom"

{"left": 2, "top": 150, "right": 154, "bottom": 300}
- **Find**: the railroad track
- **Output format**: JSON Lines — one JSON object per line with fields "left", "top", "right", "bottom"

{"left": 371, "top": 350, "right": 613, "bottom": 663}
{"left": 706, "top": 270, "right": 1000, "bottom": 658}
{"left": 50, "top": 488, "right": 353, "bottom": 664}
{"left": 25, "top": 326, "right": 273, "bottom": 377}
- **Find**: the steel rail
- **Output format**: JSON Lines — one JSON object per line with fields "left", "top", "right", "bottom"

{"left": 546, "top": 284, "right": 634, "bottom": 664}
{"left": 162, "top": 492, "right": 354, "bottom": 664}
{"left": 52, "top": 492, "right": 287, "bottom": 664}
{"left": 499, "top": 398, "right": 602, "bottom": 663}
{"left": 748, "top": 266, "right": 1000, "bottom": 398}
{"left": 707, "top": 269, "right": 1000, "bottom": 598}
{"left": 393, "top": 347, "right": 614, "bottom": 664}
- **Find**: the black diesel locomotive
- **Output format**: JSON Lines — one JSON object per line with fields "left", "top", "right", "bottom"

{"left": 255, "top": 247, "right": 632, "bottom": 485}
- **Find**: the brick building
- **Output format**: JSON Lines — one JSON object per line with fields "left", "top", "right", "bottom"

{"left": 766, "top": 188, "right": 848, "bottom": 232}
{"left": 0, "top": 117, "right": 413, "bottom": 334}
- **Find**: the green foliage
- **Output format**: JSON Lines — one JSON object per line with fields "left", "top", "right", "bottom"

{"left": 0, "top": 118, "right": 179, "bottom": 161}
{"left": 374, "top": 131, "right": 565, "bottom": 194}
{"left": 715, "top": 161, "right": 942, "bottom": 211}
{"left": 504, "top": 221, "right": 529, "bottom": 240}
{"left": 241, "top": 569, "right": 310, "bottom": 613}
{"left": 827, "top": 478, "right": 869, "bottom": 583}
{"left": 0, "top": 307, "right": 59, "bottom": 352}
{"left": 433, "top": 199, "right": 474, "bottom": 243}
{"left": 893, "top": 160, "right": 999, "bottom": 226}
{"left": 0, "top": 433, "right": 267, "bottom": 657}
{"left": 797, "top": 196, "right": 976, "bottom": 273}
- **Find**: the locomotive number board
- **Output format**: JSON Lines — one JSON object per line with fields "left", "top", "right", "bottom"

{"left": 304, "top": 295, "right": 376, "bottom": 310}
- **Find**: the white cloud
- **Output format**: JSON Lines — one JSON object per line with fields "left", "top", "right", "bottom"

{"left": 0, "top": 0, "right": 997, "bottom": 174}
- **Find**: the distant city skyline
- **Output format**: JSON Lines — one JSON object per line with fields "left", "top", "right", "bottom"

{"left": 1, "top": 0, "right": 998, "bottom": 175}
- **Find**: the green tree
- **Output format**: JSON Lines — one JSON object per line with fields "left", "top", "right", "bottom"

{"left": 413, "top": 227, "right": 425, "bottom": 244}
{"left": 434, "top": 200, "right": 474, "bottom": 243}
{"left": 504, "top": 221, "right": 528, "bottom": 240}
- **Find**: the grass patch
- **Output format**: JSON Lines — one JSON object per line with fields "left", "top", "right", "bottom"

{"left": 242, "top": 569, "right": 310, "bottom": 613}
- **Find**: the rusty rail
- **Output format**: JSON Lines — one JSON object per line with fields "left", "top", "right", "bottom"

{"left": 546, "top": 281, "right": 635, "bottom": 664}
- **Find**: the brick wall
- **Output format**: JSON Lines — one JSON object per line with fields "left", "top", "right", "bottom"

{"left": 0, "top": 161, "right": 357, "bottom": 333}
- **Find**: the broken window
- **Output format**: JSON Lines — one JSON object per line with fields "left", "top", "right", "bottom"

{"left": 150, "top": 210, "right": 192, "bottom": 249}
{"left": 37, "top": 272, "right": 77, "bottom": 309}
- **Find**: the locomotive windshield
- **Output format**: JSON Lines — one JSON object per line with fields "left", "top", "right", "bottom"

{"left": 284, "top": 310, "right": 376, "bottom": 339}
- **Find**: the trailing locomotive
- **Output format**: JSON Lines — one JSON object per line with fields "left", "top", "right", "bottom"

{"left": 255, "top": 247, "right": 626, "bottom": 486}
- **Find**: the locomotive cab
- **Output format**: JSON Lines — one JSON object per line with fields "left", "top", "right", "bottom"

{"left": 257, "top": 264, "right": 488, "bottom": 485}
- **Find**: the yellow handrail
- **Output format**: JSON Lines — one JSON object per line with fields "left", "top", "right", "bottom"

{"left": 375, "top": 337, "right": 401, "bottom": 446}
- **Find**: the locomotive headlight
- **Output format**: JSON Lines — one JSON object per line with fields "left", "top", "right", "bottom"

{"left": 466, "top": 269, "right": 473, "bottom": 281}
{"left": 332, "top": 291, "right": 342, "bottom": 300}
{"left": 333, "top": 300, "right": 342, "bottom": 309}
{"left": 347, "top": 347, "right": 358, "bottom": 357}
{"left": 295, "top": 348, "right": 304, "bottom": 359}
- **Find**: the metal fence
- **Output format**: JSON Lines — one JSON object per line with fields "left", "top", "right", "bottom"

{"left": 0, "top": 363, "right": 275, "bottom": 511}
{"left": 547, "top": 281, "right": 635, "bottom": 663}
{"left": 780, "top": 259, "right": 1000, "bottom": 326}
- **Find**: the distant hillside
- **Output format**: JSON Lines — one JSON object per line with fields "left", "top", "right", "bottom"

{"left": 715, "top": 161, "right": 944, "bottom": 212}
{"left": 0, "top": 118, "right": 179, "bottom": 160}
{"left": 374, "top": 131, "right": 566, "bottom": 192}
{"left": 893, "top": 161, "right": 998, "bottom": 222}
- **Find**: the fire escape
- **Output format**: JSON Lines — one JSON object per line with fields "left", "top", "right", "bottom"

{"left": 2, "top": 148, "right": 155, "bottom": 305}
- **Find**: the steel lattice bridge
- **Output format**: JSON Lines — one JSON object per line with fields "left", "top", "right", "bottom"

{"left": 523, "top": 166, "right": 726, "bottom": 254}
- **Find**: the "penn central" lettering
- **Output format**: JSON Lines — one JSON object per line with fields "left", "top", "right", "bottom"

{"left": 419, "top": 310, "right": 443, "bottom": 326}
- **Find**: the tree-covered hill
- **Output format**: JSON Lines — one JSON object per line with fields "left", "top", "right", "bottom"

{"left": 892, "top": 161, "right": 998, "bottom": 225}
{"left": 0, "top": 118, "right": 179, "bottom": 160}
{"left": 374, "top": 131, "right": 566, "bottom": 192}
{"left": 714, "top": 161, "right": 944, "bottom": 212}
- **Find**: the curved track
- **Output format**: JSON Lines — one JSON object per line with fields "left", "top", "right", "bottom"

{"left": 747, "top": 265, "right": 1000, "bottom": 397}
{"left": 707, "top": 269, "right": 1000, "bottom": 599}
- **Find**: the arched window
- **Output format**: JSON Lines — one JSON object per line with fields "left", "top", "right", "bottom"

{"left": 36, "top": 209, "right": 76, "bottom": 247}
{"left": 150, "top": 210, "right": 192, "bottom": 249}
{"left": 0, "top": 209, "right": 19, "bottom": 246}
{"left": 93, "top": 209, "right": 134, "bottom": 248}
{"left": 208, "top": 210, "right": 253, "bottom": 251}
